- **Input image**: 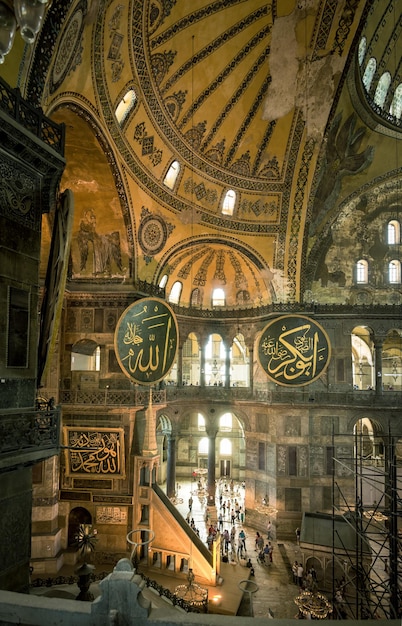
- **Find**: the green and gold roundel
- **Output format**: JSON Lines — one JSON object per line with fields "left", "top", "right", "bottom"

{"left": 257, "top": 315, "right": 331, "bottom": 387}
{"left": 114, "top": 297, "right": 178, "bottom": 385}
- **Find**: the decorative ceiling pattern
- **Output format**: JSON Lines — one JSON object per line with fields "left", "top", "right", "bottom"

{"left": 17, "top": 0, "right": 395, "bottom": 308}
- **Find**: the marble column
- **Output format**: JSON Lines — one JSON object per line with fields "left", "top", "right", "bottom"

{"left": 166, "top": 435, "right": 176, "bottom": 499}
{"left": 206, "top": 426, "right": 218, "bottom": 506}
{"left": 374, "top": 339, "right": 383, "bottom": 396}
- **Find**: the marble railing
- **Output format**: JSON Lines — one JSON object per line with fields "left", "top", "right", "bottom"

{"left": 58, "top": 387, "right": 400, "bottom": 407}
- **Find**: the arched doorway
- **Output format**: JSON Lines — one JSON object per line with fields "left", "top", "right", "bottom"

{"left": 68, "top": 506, "right": 92, "bottom": 547}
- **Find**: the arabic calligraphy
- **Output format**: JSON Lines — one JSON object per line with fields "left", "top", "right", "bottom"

{"left": 258, "top": 315, "right": 331, "bottom": 386}
{"left": 114, "top": 297, "right": 178, "bottom": 385}
{"left": 66, "top": 428, "right": 124, "bottom": 476}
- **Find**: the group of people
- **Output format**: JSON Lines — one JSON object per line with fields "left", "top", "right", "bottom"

{"left": 292, "top": 561, "right": 317, "bottom": 591}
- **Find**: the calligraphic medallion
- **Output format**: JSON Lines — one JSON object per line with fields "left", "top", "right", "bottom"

{"left": 114, "top": 297, "right": 178, "bottom": 385}
{"left": 257, "top": 315, "right": 331, "bottom": 387}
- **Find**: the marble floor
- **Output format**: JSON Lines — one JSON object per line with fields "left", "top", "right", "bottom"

{"left": 161, "top": 477, "right": 306, "bottom": 619}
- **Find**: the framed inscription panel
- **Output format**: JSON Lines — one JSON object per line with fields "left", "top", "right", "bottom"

{"left": 114, "top": 297, "right": 178, "bottom": 385}
{"left": 257, "top": 315, "right": 331, "bottom": 387}
{"left": 64, "top": 427, "right": 125, "bottom": 478}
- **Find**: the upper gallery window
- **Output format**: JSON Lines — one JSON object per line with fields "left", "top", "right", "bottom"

{"left": 356, "top": 259, "right": 368, "bottom": 284}
{"left": 374, "top": 72, "right": 391, "bottom": 109}
{"left": 163, "top": 160, "right": 180, "bottom": 190}
{"left": 159, "top": 274, "right": 168, "bottom": 289}
{"left": 212, "top": 288, "right": 225, "bottom": 307}
{"left": 362, "top": 57, "right": 376, "bottom": 92}
{"left": 388, "top": 260, "right": 401, "bottom": 284}
{"left": 358, "top": 36, "right": 366, "bottom": 66}
{"left": 387, "top": 220, "right": 400, "bottom": 245}
{"left": 168, "top": 281, "right": 182, "bottom": 304}
{"left": 390, "top": 84, "right": 402, "bottom": 120}
{"left": 221, "top": 189, "right": 236, "bottom": 216}
{"left": 115, "top": 89, "right": 137, "bottom": 125}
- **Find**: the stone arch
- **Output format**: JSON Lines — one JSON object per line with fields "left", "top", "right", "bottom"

{"left": 67, "top": 506, "right": 92, "bottom": 547}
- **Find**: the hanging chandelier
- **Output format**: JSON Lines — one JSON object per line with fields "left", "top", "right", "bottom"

{"left": 294, "top": 589, "right": 333, "bottom": 619}
{"left": 0, "top": 0, "right": 49, "bottom": 64}
{"left": 174, "top": 568, "right": 208, "bottom": 611}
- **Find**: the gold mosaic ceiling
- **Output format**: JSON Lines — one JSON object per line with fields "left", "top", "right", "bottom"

{"left": 10, "top": 0, "right": 375, "bottom": 305}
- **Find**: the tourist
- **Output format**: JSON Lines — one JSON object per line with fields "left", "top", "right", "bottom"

{"left": 263, "top": 543, "right": 270, "bottom": 566}
{"left": 297, "top": 563, "right": 304, "bottom": 588}
{"left": 268, "top": 541, "right": 273, "bottom": 563}
{"left": 267, "top": 520, "right": 273, "bottom": 539}
{"left": 292, "top": 561, "right": 299, "bottom": 584}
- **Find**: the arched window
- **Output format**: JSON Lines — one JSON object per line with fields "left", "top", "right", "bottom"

{"left": 374, "top": 72, "right": 391, "bottom": 109}
{"left": 390, "top": 84, "right": 402, "bottom": 120}
{"left": 356, "top": 259, "right": 368, "bottom": 284}
{"left": 220, "top": 413, "right": 232, "bottom": 431}
{"left": 220, "top": 438, "right": 232, "bottom": 455}
{"left": 387, "top": 220, "right": 400, "bottom": 244}
{"left": 159, "top": 274, "right": 168, "bottom": 289}
{"left": 358, "top": 37, "right": 366, "bottom": 66}
{"left": 198, "top": 413, "right": 205, "bottom": 431}
{"left": 389, "top": 260, "right": 401, "bottom": 284}
{"left": 222, "top": 189, "right": 236, "bottom": 216}
{"left": 168, "top": 281, "right": 182, "bottom": 304}
{"left": 191, "top": 288, "right": 202, "bottom": 307}
{"left": 362, "top": 57, "right": 376, "bottom": 92}
{"left": 212, "top": 288, "right": 225, "bottom": 307}
{"left": 163, "top": 160, "right": 180, "bottom": 190}
{"left": 115, "top": 89, "right": 137, "bottom": 124}
{"left": 198, "top": 437, "right": 208, "bottom": 454}
{"left": 71, "top": 340, "right": 100, "bottom": 371}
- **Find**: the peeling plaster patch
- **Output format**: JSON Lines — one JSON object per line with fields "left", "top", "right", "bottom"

{"left": 110, "top": 196, "right": 122, "bottom": 218}
{"left": 263, "top": 11, "right": 299, "bottom": 122}
{"left": 69, "top": 179, "right": 100, "bottom": 193}
{"left": 296, "top": 54, "right": 344, "bottom": 139}
{"left": 263, "top": 4, "right": 346, "bottom": 140}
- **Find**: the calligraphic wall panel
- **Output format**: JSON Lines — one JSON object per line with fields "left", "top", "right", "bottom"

{"left": 96, "top": 506, "right": 127, "bottom": 524}
{"left": 64, "top": 427, "right": 125, "bottom": 478}
{"left": 257, "top": 315, "right": 331, "bottom": 387}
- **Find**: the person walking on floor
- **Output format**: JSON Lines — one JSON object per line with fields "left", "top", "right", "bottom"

{"left": 297, "top": 563, "right": 304, "bottom": 588}
{"left": 267, "top": 520, "right": 273, "bottom": 539}
{"left": 268, "top": 541, "right": 273, "bottom": 563}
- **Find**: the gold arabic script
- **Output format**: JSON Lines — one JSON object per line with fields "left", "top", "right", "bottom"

{"left": 261, "top": 323, "right": 327, "bottom": 382}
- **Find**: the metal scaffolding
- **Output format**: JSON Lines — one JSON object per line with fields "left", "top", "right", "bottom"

{"left": 332, "top": 425, "right": 401, "bottom": 619}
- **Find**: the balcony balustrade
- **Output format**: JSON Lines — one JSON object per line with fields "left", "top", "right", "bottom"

{"left": 0, "top": 406, "right": 61, "bottom": 471}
